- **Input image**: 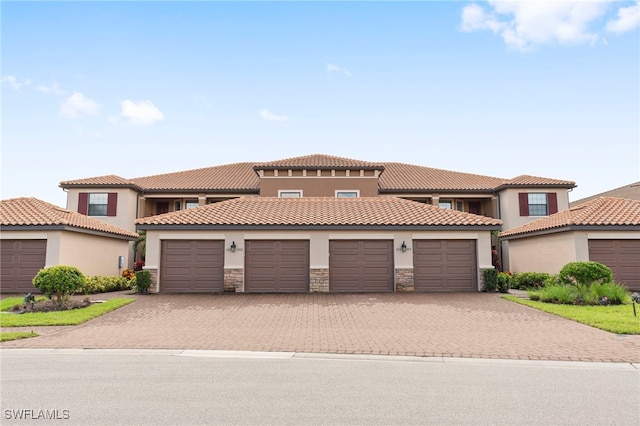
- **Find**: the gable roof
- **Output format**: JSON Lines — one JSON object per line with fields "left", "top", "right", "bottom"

{"left": 136, "top": 197, "right": 503, "bottom": 229}
{"left": 253, "top": 154, "right": 385, "bottom": 170}
{"left": 500, "top": 197, "right": 640, "bottom": 239}
{"left": 60, "top": 154, "right": 575, "bottom": 194}
{"left": 570, "top": 181, "right": 640, "bottom": 207}
{"left": 0, "top": 197, "right": 138, "bottom": 239}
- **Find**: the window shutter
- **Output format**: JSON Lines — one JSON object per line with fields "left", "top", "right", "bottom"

{"left": 78, "top": 193, "right": 88, "bottom": 215}
{"left": 107, "top": 193, "right": 118, "bottom": 216}
{"left": 547, "top": 192, "right": 558, "bottom": 214}
{"left": 518, "top": 193, "right": 529, "bottom": 216}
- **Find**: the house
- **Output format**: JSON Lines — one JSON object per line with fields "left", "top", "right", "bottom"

{"left": 500, "top": 197, "right": 640, "bottom": 291}
{"left": 0, "top": 197, "right": 138, "bottom": 293}
{"left": 569, "top": 181, "right": 640, "bottom": 207}
{"left": 59, "top": 154, "right": 576, "bottom": 293}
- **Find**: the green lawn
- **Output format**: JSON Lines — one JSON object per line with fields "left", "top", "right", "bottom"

{"left": 503, "top": 295, "right": 640, "bottom": 335}
{"left": 1, "top": 296, "right": 46, "bottom": 311}
{"left": 0, "top": 298, "right": 135, "bottom": 327}
{"left": 1, "top": 331, "right": 39, "bottom": 342}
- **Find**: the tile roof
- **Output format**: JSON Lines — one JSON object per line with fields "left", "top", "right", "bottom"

{"left": 254, "top": 154, "right": 385, "bottom": 170}
{"left": 0, "top": 197, "right": 138, "bottom": 239}
{"left": 136, "top": 197, "right": 503, "bottom": 228}
{"left": 500, "top": 197, "right": 640, "bottom": 238}
{"left": 379, "top": 162, "right": 504, "bottom": 191}
{"left": 131, "top": 162, "right": 259, "bottom": 192}
{"left": 498, "top": 175, "right": 576, "bottom": 188}
{"left": 60, "top": 174, "right": 139, "bottom": 187}
{"left": 570, "top": 181, "right": 640, "bottom": 207}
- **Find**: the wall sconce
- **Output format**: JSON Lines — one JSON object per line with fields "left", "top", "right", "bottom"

{"left": 401, "top": 241, "right": 407, "bottom": 252}
{"left": 230, "top": 241, "right": 237, "bottom": 253}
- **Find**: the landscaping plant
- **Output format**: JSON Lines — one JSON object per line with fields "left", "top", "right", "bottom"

{"left": 32, "top": 265, "right": 84, "bottom": 305}
{"left": 134, "top": 270, "right": 151, "bottom": 294}
{"left": 483, "top": 268, "right": 498, "bottom": 292}
{"left": 497, "top": 272, "right": 513, "bottom": 293}
{"left": 513, "top": 272, "right": 554, "bottom": 290}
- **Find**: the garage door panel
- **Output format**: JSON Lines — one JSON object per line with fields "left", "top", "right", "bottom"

{"left": 589, "top": 240, "right": 640, "bottom": 290}
{"left": 245, "top": 240, "right": 309, "bottom": 292}
{"left": 1, "top": 239, "right": 47, "bottom": 293}
{"left": 413, "top": 240, "right": 477, "bottom": 292}
{"left": 161, "top": 240, "right": 224, "bottom": 293}
{"left": 329, "top": 240, "right": 394, "bottom": 292}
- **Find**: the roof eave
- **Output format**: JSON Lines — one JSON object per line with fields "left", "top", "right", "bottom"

{"left": 500, "top": 224, "right": 640, "bottom": 240}
{"left": 378, "top": 188, "right": 494, "bottom": 194}
{"left": 0, "top": 225, "right": 138, "bottom": 241}
{"left": 136, "top": 224, "right": 502, "bottom": 232}
{"left": 139, "top": 188, "right": 259, "bottom": 194}
{"left": 59, "top": 183, "right": 143, "bottom": 192}
{"left": 494, "top": 183, "right": 577, "bottom": 191}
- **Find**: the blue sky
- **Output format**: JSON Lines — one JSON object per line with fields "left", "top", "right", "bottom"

{"left": 2, "top": 1, "right": 639, "bottom": 208}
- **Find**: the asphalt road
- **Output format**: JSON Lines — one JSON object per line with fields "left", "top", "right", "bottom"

{"left": 1, "top": 349, "right": 639, "bottom": 426}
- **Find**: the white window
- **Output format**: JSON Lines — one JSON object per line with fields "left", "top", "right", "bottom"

{"left": 336, "top": 190, "right": 359, "bottom": 198}
{"left": 88, "top": 193, "right": 108, "bottom": 216}
{"left": 528, "top": 193, "right": 548, "bottom": 216}
{"left": 184, "top": 200, "right": 199, "bottom": 209}
{"left": 278, "top": 190, "right": 302, "bottom": 198}
{"left": 438, "top": 200, "right": 452, "bottom": 209}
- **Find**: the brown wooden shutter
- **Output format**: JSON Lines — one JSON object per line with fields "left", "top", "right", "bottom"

{"left": 518, "top": 193, "right": 529, "bottom": 216}
{"left": 547, "top": 192, "right": 558, "bottom": 214}
{"left": 78, "top": 193, "right": 88, "bottom": 215}
{"left": 107, "top": 193, "right": 118, "bottom": 216}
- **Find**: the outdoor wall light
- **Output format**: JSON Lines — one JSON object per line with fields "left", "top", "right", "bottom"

{"left": 401, "top": 241, "right": 407, "bottom": 252}
{"left": 230, "top": 241, "right": 237, "bottom": 252}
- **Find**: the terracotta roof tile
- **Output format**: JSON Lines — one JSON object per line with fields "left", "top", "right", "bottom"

{"left": 379, "top": 163, "right": 504, "bottom": 191}
{"left": 136, "top": 197, "right": 503, "bottom": 228}
{"left": 570, "top": 182, "right": 640, "bottom": 207}
{"left": 254, "top": 154, "right": 385, "bottom": 170}
{"left": 499, "top": 175, "right": 576, "bottom": 187}
{"left": 60, "top": 175, "right": 138, "bottom": 187}
{"left": 132, "top": 162, "right": 259, "bottom": 191}
{"left": 1, "top": 197, "right": 138, "bottom": 238}
{"left": 500, "top": 197, "right": 640, "bottom": 238}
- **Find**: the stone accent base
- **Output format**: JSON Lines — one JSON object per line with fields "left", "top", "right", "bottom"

{"left": 479, "top": 267, "right": 493, "bottom": 292}
{"left": 310, "top": 268, "right": 329, "bottom": 292}
{"left": 224, "top": 268, "right": 244, "bottom": 292}
{"left": 144, "top": 267, "right": 158, "bottom": 293}
{"left": 395, "top": 268, "right": 414, "bottom": 292}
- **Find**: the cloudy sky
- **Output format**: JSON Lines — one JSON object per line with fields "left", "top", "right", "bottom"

{"left": 2, "top": 1, "right": 638, "bottom": 208}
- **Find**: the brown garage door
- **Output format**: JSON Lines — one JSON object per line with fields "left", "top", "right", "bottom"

{"left": 413, "top": 240, "right": 477, "bottom": 292}
{"left": 160, "top": 240, "right": 224, "bottom": 293}
{"left": 589, "top": 240, "right": 640, "bottom": 290}
{"left": 1, "top": 239, "right": 46, "bottom": 293}
{"left": 245, "top": 240, "right": 309, "bottom": 292}
{"left": 329, "top": 240, "right": 394, "bottom": 292}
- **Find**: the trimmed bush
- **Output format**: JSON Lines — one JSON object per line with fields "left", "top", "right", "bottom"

{"left": 513, "top": 272, "right": 554, "bottom": 290}
{"left": 483, "top": 269, "right": 498, "bottom": 292}
{"left": 497, "top": 272, "right": 513, "bottom": 293}
{"left": 134, "top": 270, "right": 151, "bottom": 294}
{"left": 32, "top": 266, "right": 84, "bottom": 304}
{"left": 80, "top": 276, "right": 132, "bottom": 295}
{"left": 558, "top": 261, "right": 613, "bottom": 288}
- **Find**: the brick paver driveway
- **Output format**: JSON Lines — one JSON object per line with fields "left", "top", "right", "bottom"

{"left": 2, "top": 292, "right": 639, "bottom": 362}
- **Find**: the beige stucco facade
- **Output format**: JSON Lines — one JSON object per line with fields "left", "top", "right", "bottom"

{"left": 65, "top": 187, "right": 139, "bottom": 231}
{"left": 144, "top": 229, "right": 494, "bottom": 293}
{"left": 0, "top": 230, "right": 132, "bottom": 276}
{"left": 498, "top": 188, "right": 570, "bottom": 231}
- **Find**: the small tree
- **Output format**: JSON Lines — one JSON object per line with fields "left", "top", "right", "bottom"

{"left": 32, "top": 266, "right": 84, "bottom": 305}
{"left": 558, "top": 261, "right": 613, "bottom": 288}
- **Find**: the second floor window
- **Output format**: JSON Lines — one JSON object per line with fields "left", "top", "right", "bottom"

{"left": 336, "top": 191, "right": 359, "bottom": 198}
{"left": 88, "top": 193, "right": 108, "bottom": 216}
{"left": 279, "top": 190, "right": 302, "bottom": 198}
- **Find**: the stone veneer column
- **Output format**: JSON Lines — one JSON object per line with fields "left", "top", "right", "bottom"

{"left": 309, "top": 269, "right": 329, "bottom": 292}
{"left": 224, "top": 268, "right": 244, "bottom": 292}
{"left": 145, "top": 267, "right": 158, "bottom": 293}
{"left": 395, "top": 268, "right": 414, "bottom": 292}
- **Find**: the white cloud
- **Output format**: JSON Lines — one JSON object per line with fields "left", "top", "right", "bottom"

{"left": 606, "top": 0, "right": 640, "bottom": 33}
{"left": 1, "top": 75, "right": 31, "bottom": 91}
{"left": 259, "top": 108, "right": 289, "bottom": 122}
{"left": 326, "top": 63, "right": 352, "bottom": 77}
{"left": 60, "top": 92, "right": 100, "bottom": 118}
{"left": 120, "top": 100, "right": 164, "bottom": 125}
{"left": 37, "top": 82, "right": 66, "bottom": 95}
{"left": 460, "top": 1, "right": 621, "bottom": 51}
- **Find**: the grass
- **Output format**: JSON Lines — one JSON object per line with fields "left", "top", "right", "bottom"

{"left": 1, "top": 331, "right": 39, "bottom": 342}
{"left": 0, "top": 298, "right": 135, "bottom": 327}
{"left": 503, "top": 295, "right": 640, "bottom": 335}
{"left": 1, "top": 296, "right": 46, "bottom": 311}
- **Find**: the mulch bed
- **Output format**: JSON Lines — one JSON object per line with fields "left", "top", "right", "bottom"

{"left": 9, "top": 298, "right": 92, "bottom": 313}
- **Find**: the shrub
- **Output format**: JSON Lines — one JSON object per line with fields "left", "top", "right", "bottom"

{"left": 483, "top": 269, "right": 498, "bottom": 292}
{"left": 134, "top": 270, "right": 151, "bottom": 294}
{"left": 497, "top": 272, "right": 513, "bottom": 293}
{"left": 513, "top": 272, "right": 554, "bottom": 290}
{"left": 528, "top": 284, "right": 575, "bottom": 305}
{"left": 528, "top": 282, "right": 630, "bottom": 305}
{"left": 32, "top": 266, "right": 84, "bottom": 304}
{"left": 121, "top": 269, "right": 135, "bottom": 280}
{"left": 80, "top": 276, "right": 132, "bottom": 295}
{"left": 592, "top": 282, "right": 630, "bottom": 305}
{"left": 558, "top": 261, "right": 613, "bottom": 288}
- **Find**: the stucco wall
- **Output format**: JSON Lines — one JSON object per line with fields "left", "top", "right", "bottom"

{"left": 259, "top": 177, "right": 379, "bottom": 197}
{"left": 57, "top": 231, "right": 132, "bottom": 276}
{"left": 66, "top": 187, "right": 139, "bottom": 231}
{"left": 498, "top": 187, "right": 570, "bottom": 231}
{"left": 506, "top": 231, "right": 580, "bottom": 274}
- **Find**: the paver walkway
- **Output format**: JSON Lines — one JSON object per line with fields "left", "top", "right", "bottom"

{"left": 2, "top": 292, "right": 639, "bottom": 362}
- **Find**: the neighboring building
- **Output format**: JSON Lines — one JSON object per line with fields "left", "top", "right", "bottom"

{"left": 59, "top": 154, "right": 576, "bottom": 293}
{"left": 569, "top": 181, "right": 640, "bottom": 207}
{"left": 500, "top": 197, "right": 640, "bottom": 291}
{"left": 0, "top": 197, "right": 138, "bottom": 293}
